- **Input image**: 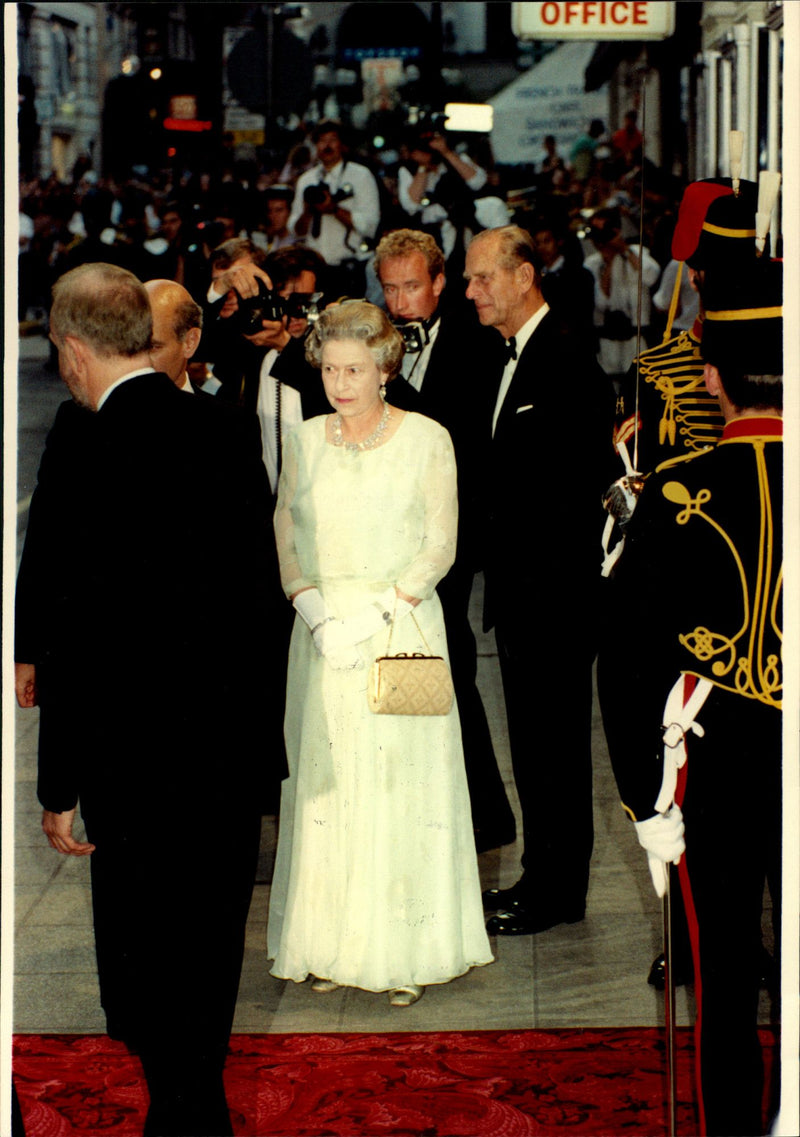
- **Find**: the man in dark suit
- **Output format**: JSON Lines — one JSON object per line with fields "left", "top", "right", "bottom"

{"left": 374, "top": 228, "right": 516, "bottom": 853}
{"left": 144, "top": 278, "right": 204, "bottom": 392}
{"left": 14, "top": 262, "right": 278, "bottom": 1137}
{"left": 464, "top": 224, "right": 615, "bottom": 934}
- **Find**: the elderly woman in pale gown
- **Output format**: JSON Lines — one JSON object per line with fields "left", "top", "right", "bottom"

{"left": 267, "top": 300, "right": 492, "bottom": 1007}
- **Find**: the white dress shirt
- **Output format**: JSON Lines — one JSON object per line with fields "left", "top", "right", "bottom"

{"left": 399, "top": 317, "right": 441, "bottom": 391}
{"left": 288, "top": 160, "right": 380, "bottom": 266}
{"left": 256, "top": 349, "right": 303, "bottom": 494}
{"left": 492, "top": 304, "right": 549, "bottom": 436}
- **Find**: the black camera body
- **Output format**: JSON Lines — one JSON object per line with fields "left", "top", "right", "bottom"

{"left": 392, "top": 319, "right": 430, "bottom": 353}
{"left": 233, "top": 283, "right": 325, "bottom": 336}
{"left": 303, "top": 182, "right": 355, "bottom": 209}
{"left": 234, "top": 279, "right": 286, "bottom": 335}
{"left": 284, "top": 292, "right": 324, "bottom": 323}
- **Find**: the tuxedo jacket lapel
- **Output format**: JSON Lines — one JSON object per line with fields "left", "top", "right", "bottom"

{"left": 492, "top": 336, "right": 535, "bottom": 442}
{"left": 491, "top": 312, "right": 561, "bottom": 441}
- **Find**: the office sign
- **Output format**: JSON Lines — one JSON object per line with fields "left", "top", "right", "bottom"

{"left": 513, "top": 2, "right": 675, "bottom": 40}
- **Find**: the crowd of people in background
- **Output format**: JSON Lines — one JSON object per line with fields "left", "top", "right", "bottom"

{"left": 19, "top": 109, "right": 688, "bottom": 359}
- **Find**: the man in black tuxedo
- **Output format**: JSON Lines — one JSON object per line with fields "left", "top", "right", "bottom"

{"left": 464, "top": 225, "right": 615, "bottom": 935}
{"left": 14, "top": 263, "right": 278, "bottom": 1136}
{"left": 374, "top": 228, "right": 516, "bottom": 853}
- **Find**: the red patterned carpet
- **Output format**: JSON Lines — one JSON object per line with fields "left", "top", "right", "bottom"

{"left": 14, "top": 1027, "right": 778, "bottom": 1136}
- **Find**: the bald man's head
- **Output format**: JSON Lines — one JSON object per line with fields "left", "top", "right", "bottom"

{"left": 145, "top": 279, "right": 203, "bottom": 387}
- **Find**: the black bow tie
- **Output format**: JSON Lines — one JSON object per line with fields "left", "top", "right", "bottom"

{"left": 504, "top": 336, "right": 517, "bottom": 363}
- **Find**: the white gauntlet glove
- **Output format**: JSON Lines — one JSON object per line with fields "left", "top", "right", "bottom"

{"left": 634, "top": 805, "right": 686, "bottom": 898}
{"left": 292, "top": 588, "right": 362, "bottom": 670}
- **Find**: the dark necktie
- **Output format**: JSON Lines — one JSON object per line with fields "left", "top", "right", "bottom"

{"left": 504, "top": 336, "right": 517, "bottom": 363}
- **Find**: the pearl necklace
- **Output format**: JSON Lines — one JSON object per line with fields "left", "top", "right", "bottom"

{"left": 332, "top": 402, "right": 391, "bottom": 452}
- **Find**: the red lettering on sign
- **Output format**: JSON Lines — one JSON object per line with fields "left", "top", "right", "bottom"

{"left": 535, "top": 0, "right": 658, "bottom": 30}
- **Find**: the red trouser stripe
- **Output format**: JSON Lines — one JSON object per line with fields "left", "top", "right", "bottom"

{"left": 674, "top": 673, "right": 707, "bottom": 1136}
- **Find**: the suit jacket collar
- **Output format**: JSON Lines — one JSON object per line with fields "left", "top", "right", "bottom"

{"left": 97, "top": 370, "right": 175, "bottom": 412}
{"left": 511, "top": 301, "right": 550, "bottom": 361}
{"left": 96, "top": 367, "right": 157, "bottom": 410}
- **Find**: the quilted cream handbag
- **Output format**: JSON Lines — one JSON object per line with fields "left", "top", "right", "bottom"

{"left": 368, "top": 609, "right": 454, "bottom": 716}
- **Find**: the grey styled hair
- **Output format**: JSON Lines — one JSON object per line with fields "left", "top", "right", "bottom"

{"left": 468, "top": 225, "right": 542, "bottom": 287}
{"left": 304, "top": 300, "right": 404, "bottom": 379}
{"left": 51, "top": 263, "right": 152, "bottom": 357}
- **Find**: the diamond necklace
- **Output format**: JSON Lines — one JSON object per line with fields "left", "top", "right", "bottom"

{"left": 331, "top": 401, "right": 391, "bottom": 452}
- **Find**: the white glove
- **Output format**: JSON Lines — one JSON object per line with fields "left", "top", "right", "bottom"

{"left": 634, "top": 805, "right": 686, "bottom": 898}
{"left": 316, "top": 587, "right": 414, "bottom": 653}
{"left": 292, "top": 586, "right": 414, "bottom": 670}
{"left": 291, "top": 587, "right": 362, "bottom": 670}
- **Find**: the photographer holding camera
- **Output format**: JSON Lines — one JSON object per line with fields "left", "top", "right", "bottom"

{"left": 398, "top": 127, "right": 493, "bottom": 267}
{"left": 210, "top": 247, "right": 328, "bottom": 493}
{"left": 583, "top": 206, "right": 660, "bottom": 387}
{"left": 194, "top": 237, "right": 272, "bottom": 396}
{"left": 288, "top": 120, "right": 380, "bottom": 297}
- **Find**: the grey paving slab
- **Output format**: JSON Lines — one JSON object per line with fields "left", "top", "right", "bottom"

{"left": 16, "top": 884, "right": 94, "bottom": 928}
{"left": 13, "top": 973, "right": 105, "bottom": 1034}
{"left": 15, "top": 923, "right": 97, "bottom": 974}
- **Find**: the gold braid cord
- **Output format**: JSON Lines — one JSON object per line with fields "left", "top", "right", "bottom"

{"left": 638, "top": 330, "right": 726, "bottom": 453}
{"left": 661, "top": 441, "right": 782, "bottom": 709}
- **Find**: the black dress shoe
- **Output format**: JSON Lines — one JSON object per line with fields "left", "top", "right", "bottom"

{"left": 486, "top": 904, "right": 585, "bottom": 936}
{"left": 647, "top": 952, "right": 693, "bottom": 990}
{"left": 648, "top": 947, "right": 778, "bottom": 990}
{"left": 482, "top": 883, "right": 527, "bottom": 911}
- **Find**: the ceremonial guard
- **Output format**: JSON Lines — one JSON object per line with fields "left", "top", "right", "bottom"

{"left": 614, "top": 176, "right": 760, "bottom": 479}
{"left": 605, "top": 174, "right": 770, "bottom": 988}
{"left": 598, "top": 254, "right": 783, "bottom": 1136}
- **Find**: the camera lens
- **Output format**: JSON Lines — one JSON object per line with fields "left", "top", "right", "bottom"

{"left": 303, "top": 184, "right": 328, "bottom": 206}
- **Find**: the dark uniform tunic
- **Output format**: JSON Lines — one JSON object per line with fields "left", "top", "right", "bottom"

{"left": 598, "top": 416, "right": 782, "bottom": 1136}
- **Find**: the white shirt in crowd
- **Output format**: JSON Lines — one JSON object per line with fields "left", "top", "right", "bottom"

{"left": 288, "top": 160, "right": 380, "bottom": 266}
{"left": 256, "top": 350, "right": 303, "bottom": 494}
